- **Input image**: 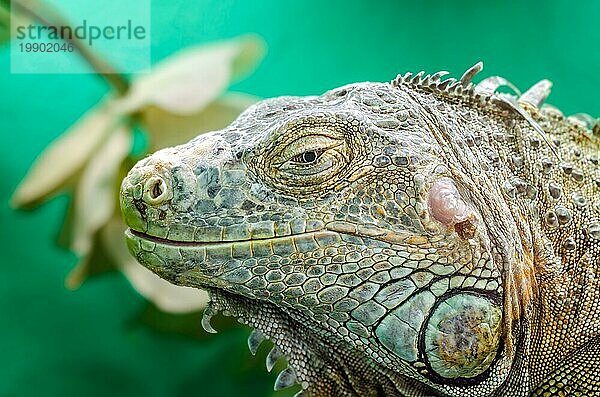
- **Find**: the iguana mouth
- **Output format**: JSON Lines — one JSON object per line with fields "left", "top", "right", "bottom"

{"left": 126, "top": 227, "right": 340, "bottom": 248}
{"left": 128, "top": 229, "right": 214, "bottom": 246}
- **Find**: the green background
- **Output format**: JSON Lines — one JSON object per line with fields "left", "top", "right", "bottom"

{"left": 1, "top": 1, "right": 598, "bottom": 396}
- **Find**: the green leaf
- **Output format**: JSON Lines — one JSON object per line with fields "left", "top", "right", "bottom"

{"left": 101, "top": 216, "right": 209, "bottom": 313}
{"left": 56, "top": 153, "right": 133, "bottom": 251}
{"left": 0, "top": 0, "right": 38, "bottom": 45}
{"left": 141, "top": 92, "right": 258, "bottom": 151}
{"left": 11, "top": 100, "right": 118, "bottom": 209}
{"left": 230, "top": 35, "right": 265, "bottom": 80}
{"left": 116, "top": 35, "right": 265, "bottom": 115}
{"left": 65, "top": 230, "right": 119, "bottom": 290}
{"left": 70, "top": 124, "right": 131, "bottom": 255}
{"left": 56, "top": 193, "right": 76, "bottom": 249}
{"left": 0, "top": 4, "right": 10, "bottom": 44}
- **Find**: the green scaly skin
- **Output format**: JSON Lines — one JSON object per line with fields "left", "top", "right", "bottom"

{"left": 120, "top": 62, "right": 600, "bottom": 396}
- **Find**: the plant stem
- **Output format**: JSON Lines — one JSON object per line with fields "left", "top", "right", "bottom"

{"left": 11, "top": 0, "right": 129, "bottom": 94}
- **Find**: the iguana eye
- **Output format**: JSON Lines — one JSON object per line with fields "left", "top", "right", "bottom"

{"left": 265, "top": 130, "right": 352, "bottom": 189}
{"left": 277, "top": 134, "right": 342, "bottom": 165}
{"left": 290, "top": 150, "right": 323, "bottom": 164}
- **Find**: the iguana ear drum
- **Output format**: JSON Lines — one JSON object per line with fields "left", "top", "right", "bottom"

{"left": 423, "top": 292, "right": 502, "bottom": 381}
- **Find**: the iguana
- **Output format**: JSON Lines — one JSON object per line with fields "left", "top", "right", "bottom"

{"left": 119, "top": 62, "right": 600, "bottom": 396}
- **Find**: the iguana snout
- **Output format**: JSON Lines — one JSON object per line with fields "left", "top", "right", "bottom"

{"left": 120, "top": 143, "right": 199, "bottom": 234}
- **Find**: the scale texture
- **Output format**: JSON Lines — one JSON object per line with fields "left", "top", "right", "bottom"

{"left": 120, "top": 63, "right": 600, "bottom": 396}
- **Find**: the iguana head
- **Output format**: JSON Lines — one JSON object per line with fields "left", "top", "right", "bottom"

{"left": 121, "top": 63, "right": 531, "bottom": 396}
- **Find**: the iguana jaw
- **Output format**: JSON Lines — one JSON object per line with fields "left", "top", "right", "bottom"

{"left": 127, "top": 225, "right": 384, "bottom": 395}
{"left": 124, "top": 229, "right": 319, "bottom": 393}
{"left": 124, "top": 227, "right": 341, "bottom": 290}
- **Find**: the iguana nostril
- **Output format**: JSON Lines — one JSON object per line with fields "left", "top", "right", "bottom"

{"left": 143, "top": 175, "right": 171, "bottom": 205}
{"left": 151, "top": 180, "right": 163, "bottom": 199}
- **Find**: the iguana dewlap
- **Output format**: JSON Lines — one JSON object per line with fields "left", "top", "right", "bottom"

{"left": 120, "top": 62, "right": 600, "bottom": 397}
